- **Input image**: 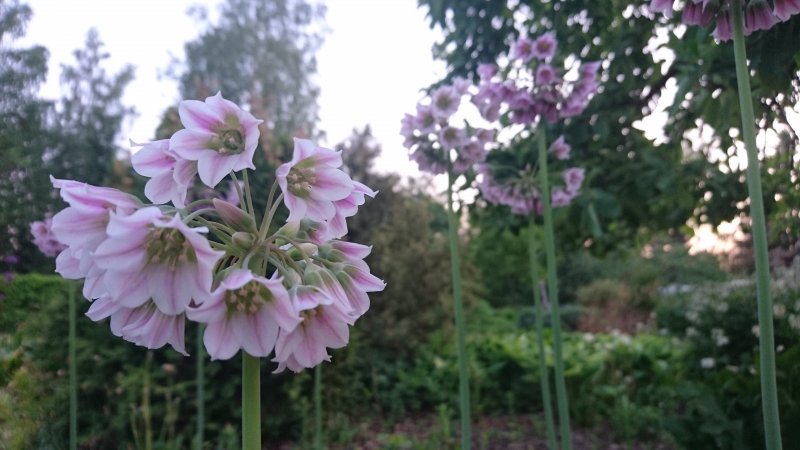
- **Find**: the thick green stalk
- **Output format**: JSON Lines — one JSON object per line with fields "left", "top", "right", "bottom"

{"left": 731, "top": 2, "right": 783, "bottom": 448}
{"left": 196, "top": 325, "right": 205, "bottom": 450}
{"left": 536, "top": 127, "right": 572, "bottom": 449}
{"left": 314, "top": 364, "right": 323, "bottom": 450}
{"left": 446, "top": 163, "right": 471, "bottom": 450}
{"left": 528, "top": 217, "right": 558, "bottom": 450}
{"left": 68, "top": 282, "right": 77, "bottom": 450}
{"left": 242, "top": 353, "right": 261, "bottom": 450}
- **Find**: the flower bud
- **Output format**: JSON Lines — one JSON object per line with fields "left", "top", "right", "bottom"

{"left": 232, "top": 231, "right": 257, "bottom": 251}
{"left": 213, "top": 198, "right": 257, "bottom": 233}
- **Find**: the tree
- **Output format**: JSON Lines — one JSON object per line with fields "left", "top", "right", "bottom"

{"left": 417, "top": 0, "right": 799, "bottom": 251}
{"left": 175, "top": 0, "right": 325, "bottom": 166}
{"left": 0, "top": 0, "right": 52, "bottom": 271}
{"left": 336, "top": 127, "right": 479, "bottom": 354}
{"left": 50, "top": 28, "right": 135, "bottom": 188}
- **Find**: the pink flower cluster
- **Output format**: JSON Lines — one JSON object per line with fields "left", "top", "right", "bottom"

{"left": 30, "top": 218, "right": 66, "bottom": 257}
{"left": 35, "top": 93, "right": 383, "bottom": 372}
{"left": 651, "top": 0, "right": 800, "bottom": 40}
{"left": 479, "top": 136, "right": 585, "bottom": 216}
{"left": 473, "top": 33, "right": 601, "bottom": 125}
{"left": 400, "top": 80, "right": 495, "bottom": 175}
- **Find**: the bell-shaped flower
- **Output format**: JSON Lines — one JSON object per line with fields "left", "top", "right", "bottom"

{"left": 551, "top": 187, "right": 576, "bottom": 208}
{"left": 50, "top": 177, "right": 141, "bottom": 253}
{"left": 131, "top": 139, "right": 196, "bottom": 208}
{"left": 273, "top": 284, "right": 353, "bottom": 373}
{"left": 326, "top": 181, "right": 377, "bottom": 239}
{"left": 86, "top": 296, "right": 188, "bottom": 355}
{"left": 774, "top": 0, "right": 800, "bottom": 21}
{"left": 563, "top": 167, "right": 586, "bottom": 194}
{"left": 531, "top": 32, "right": 557, "bottom": 61}
{"left": 276, "top": 138, "right": 355, "bottom": 223}
{"left": 93, "top": 207, "right": 224, "bottom": 315}
{"left": 430, "top": 85, "right": 461, "bottom": 120}
{"left": 549, "top": 136, "right": 571, "bottom": 160}
{"left": 187, "top": 269, "right": 300, "bottom": 360}
{"left": 170, "top": 92, "right": 263, "bottom": 188}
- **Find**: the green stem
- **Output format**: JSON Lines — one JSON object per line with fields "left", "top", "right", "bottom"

{"left": 528, "top": 217, "right": 558, "bottom": 450}
{"left": 144, "top": 352, "right": 153, "bottom": 450}
{"left": 258, "top": 180, "right": 280, "bottom": 241}
{"left": 446, "top": 163, "right": 471, "bottom": 450}
{"left": 242, "top": 353, "right": 261, "bottom": 450}
{"left": 314, "top": 364, "right": 323, "bottom": 450}
{"left": 536, "top": 126, "right": 572, "bottom": 449}
{"left": 196, "top": 325, "right": 205, "bottom": 450}
{"left": 230, "top": 171, "right": 247, "bottom": 215}
{"left": 69, "top": 282, "right": 77, "bottom": 450}
{"left": 731, "top": 2, "right": 783, "bottom": 449}
{"left": 242, "top": 170, "right": 256, "bottom": 221}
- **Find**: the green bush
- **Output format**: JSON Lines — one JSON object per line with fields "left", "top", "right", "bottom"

{"left": 656, "top": 284, "right": 800, "bottom": 448}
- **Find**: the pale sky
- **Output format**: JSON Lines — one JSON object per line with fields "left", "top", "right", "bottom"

{"left": 20, "top": 0, "right": 445, "bottom": 177}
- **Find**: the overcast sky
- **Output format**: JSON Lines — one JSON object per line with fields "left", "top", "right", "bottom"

{"left": 20, "top": 0, "right": 446, "bottom": 177}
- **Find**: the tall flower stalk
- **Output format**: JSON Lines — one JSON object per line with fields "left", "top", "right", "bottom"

{"left": 69, "top": 281, "right": 77, "bottom": 450}
{"left": 242, "top": 353, "right": 260, "bottom": 450}
{"left": 536, "top": 127, "right": 572, "bottom": 450}
{"left": 527, "top": 217, "right": 557, "bottom": 450}
{"left": 34, "top": 92, "right": 384, "bottom": 449}
{"left": 195, "top": 325, "right": 205, "bottom": 450}
{"left": 730, "top": 1, "right": 782, "bottom": 448}
{"left": 447, "top": 162, "right": 472, "bottom": 449}
{"left": 314, "top": 364, "right": 323, "bottom": 450}
{"left": 649, "top": 1, "right": 800, "bottom": 447}
{"left": 401, "top": 79, "right": 495, "bottom": 450}
{"left": 473, "top": 31, "right": 598, "bottom": 448}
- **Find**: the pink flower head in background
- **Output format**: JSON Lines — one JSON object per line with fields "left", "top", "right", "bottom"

{"left": 188, "top": 269, "right": 300, "bottom": 360}
{"left": 170, "top": 92, "right": 263, "bottom": 187}
{"left": 276, "top": 138, "right": 355, "bottom": 223}
{"left": 30, "top": 218, "right": 66, "bottom": 257}
{"left": 401, "top": 79, "right": 495, "bottom": 175}
{"left": 131, "top": 139, "right": 196, "bottom": 208}
{"left": 473, "top": 32, "right": 600, "bottom": 125}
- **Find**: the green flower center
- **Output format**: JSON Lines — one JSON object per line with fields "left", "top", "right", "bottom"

{"left": 286, "top": 160, "right": 317, "bottom": 198}
{"left": 145, "top": 228, "right": 197, "bottom": 270}
{"left": 225, "top": 281, "right": 272, "bottom": 315}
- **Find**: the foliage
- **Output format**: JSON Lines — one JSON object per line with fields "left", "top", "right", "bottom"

{"left": 50, "top": 29, "right": 135, "bottom": 189}
{"left": 418, "top": 0, "right": 800, "bottom": 251}
{"left": 176, "top": 0, "right": 325, "bottom": 162}
{"left": 0, "top": 0, "right": 53, "bottom": 273}
{"left": 0, "top": 12, "right": 133, "bottom": 273}
{"left": 335, "top": 127, "right": 480, "bottom": 355}
{"left": 655, "top": 284, "right": 800, "bottom": 448}
{"left": 0, "top": 275, "right": 304, "bottom": 448}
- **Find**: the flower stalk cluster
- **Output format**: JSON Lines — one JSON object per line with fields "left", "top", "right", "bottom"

{"left": 41, "top": 93, "right": 383, "bottom": 369}
{"left": 473, "top": 31, "right": 602, "bottom": 450}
